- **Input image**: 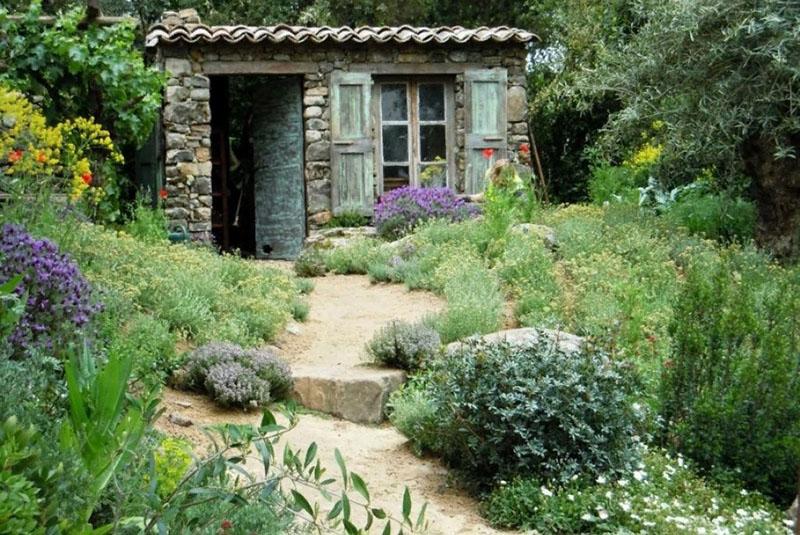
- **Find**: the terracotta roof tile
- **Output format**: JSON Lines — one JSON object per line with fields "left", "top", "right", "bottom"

{"left": 145, "top": 23, "right": 537, "bottom": 48}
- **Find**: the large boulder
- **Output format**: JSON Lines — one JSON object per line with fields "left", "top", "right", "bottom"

{"left": 446, "top": 327, "right": 583, "bottom": 355}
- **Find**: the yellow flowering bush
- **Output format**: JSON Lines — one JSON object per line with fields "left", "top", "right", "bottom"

{"left": 624, "top": 141, "right": 663, "bottom": 170}
{"left": 0, "top": 85, "right": 123, "bottom": 219}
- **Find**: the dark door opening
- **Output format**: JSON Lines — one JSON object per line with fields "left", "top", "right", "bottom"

{"left": 209, "top": 75, "right": 306, "bottom": 258}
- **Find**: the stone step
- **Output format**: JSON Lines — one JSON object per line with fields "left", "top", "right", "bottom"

{"left": 291, "top": 365, "right": 406, "bottom": 424}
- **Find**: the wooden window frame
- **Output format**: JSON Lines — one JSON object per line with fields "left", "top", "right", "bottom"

{"left": 372, "top": 76, "right": 456, "bottom": 194}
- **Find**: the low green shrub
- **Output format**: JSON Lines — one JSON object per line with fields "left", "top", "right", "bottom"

{"left": 183, "top": 342, "right": 293, "bottom": 408}
{"left": 123, "top": 202, "right": 168, "bottom": 244}
{"left": 294, "top": 277, "right": 315, "bottom": 294}
{"left": 387, "top": 377, "right": 441, "bottom": 456}
{"left": 109, "top": 312, "right": 179, "bottom": 387}
{"left": 485, "top": 449, "right": 785, "bottom": 534}
{"left": 290, "top": 298, "right": 309, "bottom": 322}
{"left": 154, "top": 437, "right": 193, "bottom": 499}
{"left": 660, "top": 246, "right": 800, "bottom": 504}
{"left": 366, "top": 320, "right": 441, "bottom": 371}
{"left": 294, "top": 248, "right": 327, "bottom": 277}
{"left": 431, "top": 254, "right": 504, "bottom": 343}
{"left": 325, "top": 210, "right": 369, "bottom": 228}
{"left": 663, "top": 190, "right": 756, "bottom": 243}
{"left": 323, "top": 238, "right": 390, "bottom": 275}
{"left": 394, "top": 338, "right": 642, "bottom": 488}
{"left": 588, "top": 164, "right": 644, "bottom": 205}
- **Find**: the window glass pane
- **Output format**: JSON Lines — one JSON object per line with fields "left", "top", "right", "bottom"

{"left": 382, "top": 124, "right": 409, "bottom": 162}
{"left": 419, "top": 163, "right": 447, "bottom": 187}
{"left": 383, "top": 166, "right": 410, "bottom": 191}
{"left": 420, "top": 124, "right": 446, "bottom": 161}
{"left": 419, "top": 84, "right": 445, "bottom": 121}
{"left": 381, "top": 84, "right": 407, "bottom": 121}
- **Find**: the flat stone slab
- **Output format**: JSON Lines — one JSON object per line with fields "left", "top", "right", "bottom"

{"left": 292, "top": 365, "right": 405, "bottom": 424}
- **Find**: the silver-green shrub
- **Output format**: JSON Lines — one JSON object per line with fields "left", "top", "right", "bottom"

{"left": 366, "top": 321, "right": 440, "bottom": 371}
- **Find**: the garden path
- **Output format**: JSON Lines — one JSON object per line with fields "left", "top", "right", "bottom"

{"left": 158, "top": 274, "right": 509, "bottom": 534}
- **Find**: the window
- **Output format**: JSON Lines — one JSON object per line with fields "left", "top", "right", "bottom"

{"left": 376, "top": 78, "right": 453, "bottom": 192}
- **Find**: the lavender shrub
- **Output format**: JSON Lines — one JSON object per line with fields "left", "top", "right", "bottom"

{"left": 373, "top": 187, "right": 479, "bottom": 239}
{"left": 0, "top": 223, "right": 101, "bottom": 356}
{"left": 204, "top": 361, "right": 271, "bottom": 408}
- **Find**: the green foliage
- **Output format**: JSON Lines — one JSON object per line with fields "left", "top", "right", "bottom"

{"left": 366, "top": 320, "right": 441, "bottom": 371}
{"left": 294, "top": 247, "right": 327, "bottom": 277}
{"left": 326, "top": 210, "right": 370, "bottom": 228}
{"left": 0, "top": 471, "right": 42, "bottom": 535}
{"left": 123, "top": 202, "right": 169, "bottom": 244}
{"left": 485, "top": 448, "right": 786, "bottom": 534}
{"left": 387, "top": 377, "right": 441, "bottom": 456}
{"left": 290, "top": 298, "right": 310, "bottom": 322}
{"left": 0, "top": 2, "right": 164, "bottom": 149}
{"left": 660, "top": 246, "right": 800, "bottom": 505}
{"left": 588, "top": 164, "right": 644, "bottom": 204}
{"left": 109, "top": 312, "right": 179, "bottom": 388}
{"left": 432, "top": 261, "right": 504, "bottom": 344}
{"left": 0, "top": 275, "right": 24, "bottom": 341}
{"left": 11, "top": 206, "right": 299, "bottom": 347}
{"left": 663, "top": 190, "right": 756, "bottom": 243}
{"left": 154, "top": 437, "right": 192, "bottom": 499}
{"left": 58, "top": 344, "right": 151, "bottom": 523}
{"left": 395, "top": 338, "right": 642, "bottom": 489}
{"left": 323, "top": 238, "right": 390, "bottom": 275}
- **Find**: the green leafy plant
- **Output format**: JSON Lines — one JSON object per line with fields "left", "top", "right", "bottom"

{"left": 294, "top": 248, "right": 328, "bottom": 277}
{"left": 325, "top": 210, "right": 370, "bottom": 228}
{"left": 58, "top": 343, "right": 156, "bottom": 525}
{"left": 366, "top": 320, "right": 441, "bottom": 371}
{"left": 660, "top": 246, "right": 800, "bottom": 504}
{"left": 394, "top": 338, "right": 642, "bottom": 489}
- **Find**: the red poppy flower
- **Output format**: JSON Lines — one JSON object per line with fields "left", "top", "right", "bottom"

{"left": 8, "top": 149, "right": 23, "bottom": 163}
{"left": 36, "top": 151, "right": 48, "bottom": 163}
{"left": 81, "top": 172, "right": 92, "bottom": 185}
{"left": 159, "top": 188, "right": 168, "bottom": 200}
{"left": 519, "top": 143, "right": 530, "bottom": 154}
{"left": 481, "top": 147, "right": 495, "bottom": 160}
{"left": 220, "top": 519, "right": 232, "bottom": 530}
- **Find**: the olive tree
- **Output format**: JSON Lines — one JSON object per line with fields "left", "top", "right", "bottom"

{"left": 576, "top": 0, "right": 800, "bottom": 256}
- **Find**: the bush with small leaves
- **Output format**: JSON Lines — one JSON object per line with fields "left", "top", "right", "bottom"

{"left": 366, "top": 321, "right": 440, "bottom": 371}
{"left": 294, "top": 248, "right": 327, "bottom": 277}
{"left": 394, "top": 338, "right": 642, "bottom": 489}
{"left": 183, "top": 342, "right": 293, "bottom": 408}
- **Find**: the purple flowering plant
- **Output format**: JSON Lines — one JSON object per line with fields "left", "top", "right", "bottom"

{"left": 0, "top": 223, "right": 101, "bottom": 356}
{"left": 373, "top": 186, "right": 479, "bottom": 239}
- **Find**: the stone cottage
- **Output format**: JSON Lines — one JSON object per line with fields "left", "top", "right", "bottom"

{"left": 145, "top": 10, "right": 536, "bottom": 258}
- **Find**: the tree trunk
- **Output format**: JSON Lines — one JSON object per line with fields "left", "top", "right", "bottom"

{"left": 742, "top": 135, "right": 800, "bottom": 259}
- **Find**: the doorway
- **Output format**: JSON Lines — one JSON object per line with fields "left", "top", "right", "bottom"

{"left": 209, "top": 75, "right": 306, "bottom": 259}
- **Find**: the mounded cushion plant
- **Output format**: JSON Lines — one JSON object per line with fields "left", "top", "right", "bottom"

{"left": 373, "top": 186, "right": 478, "bottom": 239}
{"left": 366, "top": 320, "right": 441, "bottom": 371}
{"left": 390, "top": 337, "right": 642, "bottom": 488}
{"left": 183, "top": 342, "right": 293, "bottom": 409}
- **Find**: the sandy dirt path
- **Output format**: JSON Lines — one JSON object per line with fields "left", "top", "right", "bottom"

{"left": 157, "top": 274, "right": 511, "bottom": 534}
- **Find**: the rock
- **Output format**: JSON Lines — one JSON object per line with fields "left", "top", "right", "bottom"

{"left": 292, "top": 365, "right": 406, "bottom": 424}
{"left": 510, "top": 223, "right": 558, "bottom": 251}
{"left": 305, "top": 129, "right": 323, "bottom": 143}
{"left": 286, "top": 321, "right": 303, "bottom": 335}
{"left": 305, "top": 226, "right": 377, "bottom": 248}
{"left": 175, "top": 401, "right": 193, "bottom": 409}
{"left": 306, "top": 179, "right": 332, "bottom": 213}
{"left": 306, "top": 141, "right": 331, "bottom": 162}
{"left": 165, "top": 58, "right": 192, "bottom": 77}
{"left": 168, "top": 412, "right": 193, "bottom": 427}
{"left": 304, "top": 106, "right": 323, "bottom": 119}
{"left": 507, "top": 85, "right": 528, "bottom": 122}
{"left": 308, "top": 210, "right": 332, "bottom": 226}
{"left": 446, "top": 327, "right": 583, "bottom": 356}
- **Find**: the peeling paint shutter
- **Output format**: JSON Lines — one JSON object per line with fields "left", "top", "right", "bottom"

{"left": 330, "top": 71, "right": 374, "bottom": 215}
{"left": 464, "top": 69, "right": 507, "bottom": 194}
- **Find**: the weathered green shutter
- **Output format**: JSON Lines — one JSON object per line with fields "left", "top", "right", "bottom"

{"left": 464, "top": 69, "right": 507, "bottom": 194}
{"left": 330, "top": 71, "right": 374, "bottom": 215}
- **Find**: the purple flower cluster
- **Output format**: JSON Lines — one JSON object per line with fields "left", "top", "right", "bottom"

{"left": 0, "top": 223, "right": 101, "bottom": 355}
{"left": 373, "top": 187, "right": 479, "bottom": 239}
{"left": 184, "top": 341, "right": 293, "bottom": 408}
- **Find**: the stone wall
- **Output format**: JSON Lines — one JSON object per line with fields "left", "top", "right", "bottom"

{"left": 157, "top": 39, "right": 529, "bottom": 239}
